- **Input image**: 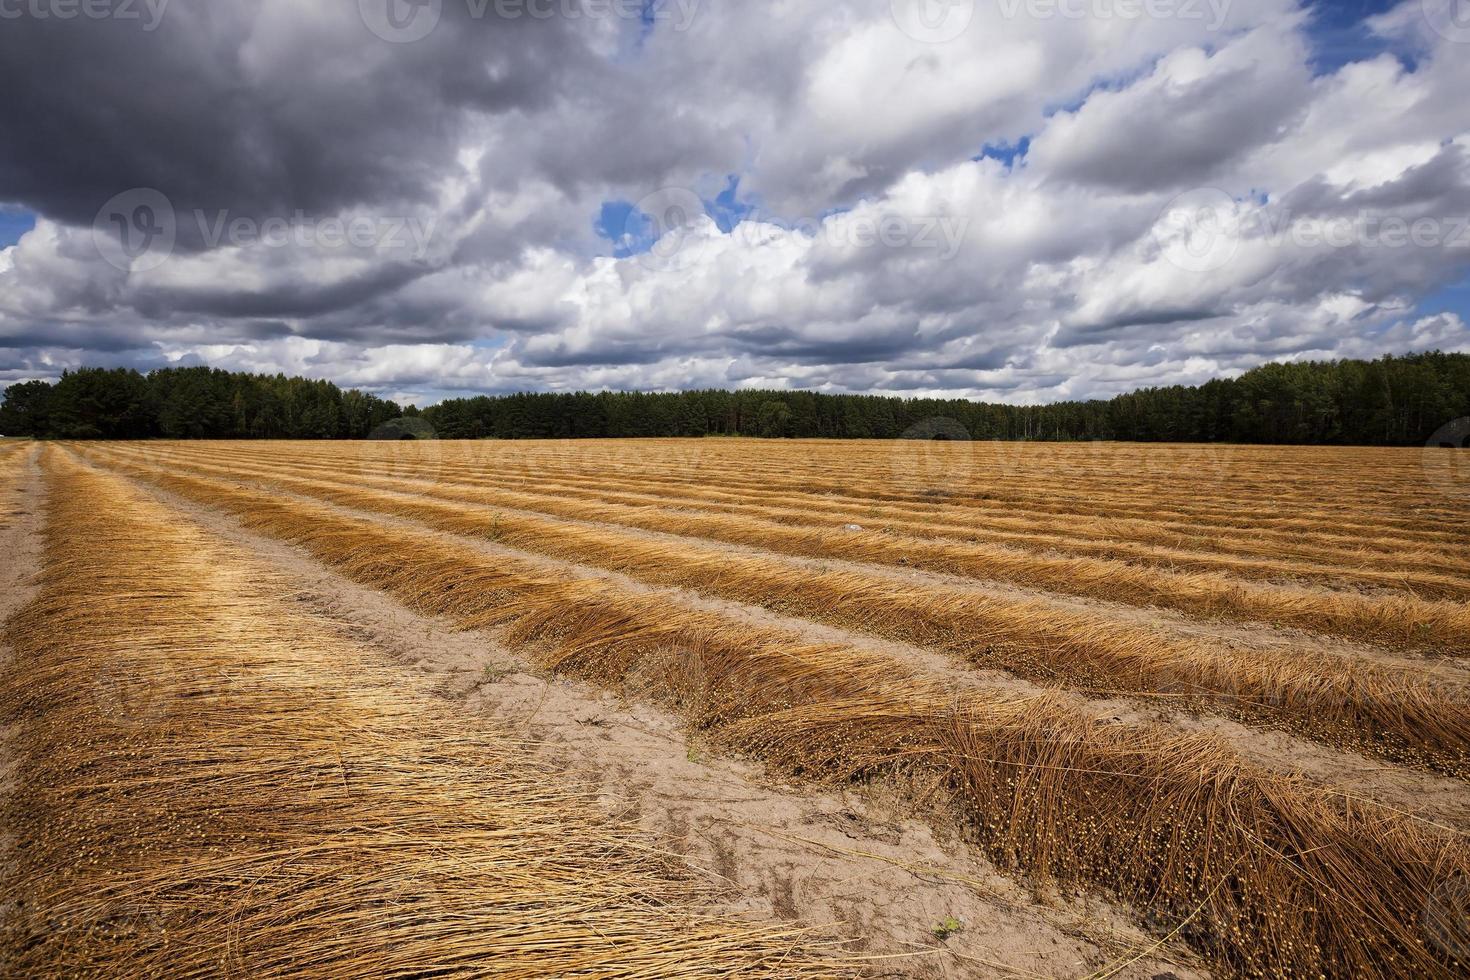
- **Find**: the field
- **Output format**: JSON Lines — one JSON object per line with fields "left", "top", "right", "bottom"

{"left": 3, "top": 437, "right": 1469, "bottom": 978}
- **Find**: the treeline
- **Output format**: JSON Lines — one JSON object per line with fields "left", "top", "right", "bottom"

{"left": 0, "top": 367, "right": 404, "bottom": 440}
{"left": 1, "top": 352, "right": 1467, "bottom": 445}
{"left": 421, "top": 352, "right": 1470, "bottom": 445}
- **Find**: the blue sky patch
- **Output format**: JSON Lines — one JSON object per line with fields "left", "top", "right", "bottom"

{"left": 976, "top": 137, "right": 1031, "bottom": 169}
{"left": 1420, "top": 273, "right": 1470, "bottom": 324}
{"left": 1304, "top": 0, "right": 1412, "bottom": 74}
{"left": 596, "top": 175, "right": 756, "bottom": 256}
{"left": 0, "top": 208, "right": 36, "bottom": 248}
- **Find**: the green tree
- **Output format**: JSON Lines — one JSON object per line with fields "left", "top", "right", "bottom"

{"left": 756, "top": 400, "right": 793, "bottom": 438}
{"left": 0, "top": 380, "right": 56, "bottom": 437}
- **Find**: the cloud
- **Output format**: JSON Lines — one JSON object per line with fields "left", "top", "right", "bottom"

{"left": 2, "top": 0, "right": 1469, "bottom": 404}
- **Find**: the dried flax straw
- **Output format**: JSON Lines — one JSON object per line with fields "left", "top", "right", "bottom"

{"left": 0, "top": 453, "right": 842, "bottom": 978}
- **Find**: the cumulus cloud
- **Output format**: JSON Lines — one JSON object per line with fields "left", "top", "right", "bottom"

{"left": 1, "top": 0, "right": 1469, "bottom": 403}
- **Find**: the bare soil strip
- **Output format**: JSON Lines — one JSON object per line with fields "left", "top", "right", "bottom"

{"left": 207, "top": 439, "right": 1470, "bottom": 544}
{"left": 117, "top": 443, "right": 1470, "bottom": 654}
{"left": 143, "top": 442, "right": 1470, "bottom": 594}
{"left": 0, "top": 445, "right": 45, "bottom": 926}
{"left": 0, "top": 451, "right": 838, "bottom": 977}
{"left": 137, "top": 442, "right": 1470, "bottom": 581}
{"left": 86, "top": 445, "right": 1470, "bottom": 778}
{"left": 77, "top": 447, "right": 1470, "bottom": 978}
{"left": 111, "top": 455, "right": 1204, "bottom": 980}
{"left": 0, "top": 444, "right": 41, "bottom": 621}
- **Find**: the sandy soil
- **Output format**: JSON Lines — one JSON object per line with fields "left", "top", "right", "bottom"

{"left": 92, "top": 453, "right": 1209, "bottom": 979}
{"left": 154, "top": 449, "right": 1470, "bottom": 677}
{"left": 0, "top": 446, "right": 47, "bottom": 925}
{"left": 144, "top": 462, "right": 1470, "bottom": 832}
{"left": 0, "top": 445, "right": 43, "bottom": 632}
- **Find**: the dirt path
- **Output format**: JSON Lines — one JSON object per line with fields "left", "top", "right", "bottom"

{"left": 0, "top": 445, "right": 43, "bottom": 627}
{"left": 8, "top": 451, "right": 854, "bottom": 977}
{"left": 91, "top": 453, "right": 1208, "bottom": 979}
{"left": 106, "top": 457, "right": 1470, "bottom": 832}
{"left": 107, "top": 445, "right": 1469, "bottom": 678}
{"left": 0, "top": 445, "right": 46, "bottom": 921}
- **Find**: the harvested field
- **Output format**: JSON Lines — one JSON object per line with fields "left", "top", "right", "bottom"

{"left": 1, "top": 451, "right": 842, "bottom": 977}
{"left": 102, "top": 441, "right": 1470, "bottom": 651}
{"left": 78, "top": 445, "right": 1470, "bottom": 775}
{"left": 7, "top": 437, "right": 1470, "bottom": 978}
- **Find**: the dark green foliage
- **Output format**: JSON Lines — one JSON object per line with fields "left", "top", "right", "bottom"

{"left": 2, "top": 352, "right": 1467, "bottom": 444}
{"left": 0, "top": 366, "right": 401, "bottom": 440}
{"left": 421, "top": 352, "right": 1470, "bottom": 446}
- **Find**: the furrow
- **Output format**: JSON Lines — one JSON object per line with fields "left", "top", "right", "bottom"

{"left": 0, "top": 451, "right": 837, "bottom": 977}
{"left": 110, "top": 444, "right": 1470, "bottom": 654}
{"left": 87, "top": 444, "right": 1470, "bottom": 778}
{"left": 156, "top": 443, "right": 1470, "bottom": 594}
{"left": 81, "top": 445, "right": 1470, "bottom": 979}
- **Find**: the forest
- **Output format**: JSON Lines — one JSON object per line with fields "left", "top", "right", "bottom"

{"left": 1, "top": 351, "right": 1467, "bottom": 445}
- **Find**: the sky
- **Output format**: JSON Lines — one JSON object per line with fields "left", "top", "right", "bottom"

{"left": 2, "top": 0, "right": 1469, "bottom": 406}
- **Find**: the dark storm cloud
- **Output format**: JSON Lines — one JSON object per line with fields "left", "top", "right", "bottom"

{"left": 722, "top": 323, "right": 924, "bottom": 364}
{"left": 0, "top": 2, "right": 593, "bottom": 233}
{"left": 0, "top": 323, "right": 144, "bottom": 353}
{"left": 0, "top": 312, "right": 294, "bottom": 352}
{"left": 515, "top": 338, "right": 670, "bottom": 368}
{"left": 1053, "top": 308, "right": 1228, "bottom": 349}
{"left": 924, "top": 347, "right": 1012, "bottom": 372}
{"left": 132, "top": 261, "right": 433, "bottom": 319}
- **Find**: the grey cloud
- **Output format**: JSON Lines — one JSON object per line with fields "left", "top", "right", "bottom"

{"left": 132, "top": 262, "right": 435, "bottom": 320}
{"left": 0, "top": 3, "right": 596, "bottom": 233}
{"left": 1, "top": 1, "right": 1468, "bottom": 405}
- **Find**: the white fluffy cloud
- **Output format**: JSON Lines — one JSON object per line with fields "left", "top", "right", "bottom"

{"left": 2, "top": 0, "right": 1469, "bottom": 402}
